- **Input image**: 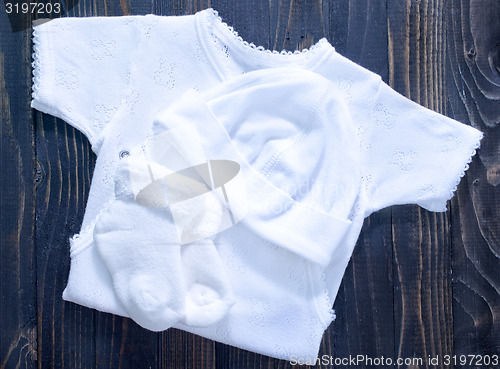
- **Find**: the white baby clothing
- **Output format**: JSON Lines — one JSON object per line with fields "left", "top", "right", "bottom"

{"left": 31, "top": 9, "right": 483, "bottom": 361}
{"left": 93, "top": 67, "right": 360, "bottom": 336}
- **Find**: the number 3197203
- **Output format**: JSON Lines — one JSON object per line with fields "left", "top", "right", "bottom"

{"left": 5, "top": 2, "right": 61, "bottom": 14}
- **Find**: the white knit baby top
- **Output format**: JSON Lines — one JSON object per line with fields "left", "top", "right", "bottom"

{"left": 31, "top": 9, "right": 483, "bottom": 360}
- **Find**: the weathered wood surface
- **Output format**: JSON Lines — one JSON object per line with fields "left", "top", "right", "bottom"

{"left": 1, "top": 0, "right": 499, "bottom": 368}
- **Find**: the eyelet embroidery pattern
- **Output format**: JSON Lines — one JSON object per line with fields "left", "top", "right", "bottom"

{"left": 90, "top": 39, "right": 118, "bottom": 61}
{"left": 440, "top": 134, "right": 460, "bottom": 153}
{"left": 388, "top": 149, "right": 418, "bottom": 172}
{"left": 54, "top": 68, "right": 79, "bottom": 90}
{"left": 154, "top": 57, "right": 176, "bottom": 89}
{"left": 90, "top": 104, "right": 119, "bottom": 133}
{"left": 372, "top": 101, "right": 397, "bottom": 129}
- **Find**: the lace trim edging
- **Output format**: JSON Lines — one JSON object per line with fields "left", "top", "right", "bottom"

{"left": 443, "top": 130, "right": 483, "bottom": 211}
{"left": 321, "top": 270, "right": 337, "bottom": 323}
{"left": 31, "top": 27, "right": 42, "bottom": 101}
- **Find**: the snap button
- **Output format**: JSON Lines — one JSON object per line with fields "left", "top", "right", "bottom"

{"left": 119, "top": 150, "right": 130, "bottom": 159}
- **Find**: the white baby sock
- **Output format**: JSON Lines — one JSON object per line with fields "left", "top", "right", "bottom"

{"left": 181, "top": 239, "right": 236, "bottom": 327}
{"left": 171, "top": 189, "right": 235, "bottom": 327}
{"left": 94, "top": 157, "right": 186, "bottom": 331}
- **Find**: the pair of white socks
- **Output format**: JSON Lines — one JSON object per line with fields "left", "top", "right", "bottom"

{"left": 94, "top": 123, "right": 237, "bottom": 331}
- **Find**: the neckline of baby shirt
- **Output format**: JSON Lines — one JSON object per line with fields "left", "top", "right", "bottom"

{"left": 195, "top": 8, "right": 336, "bottom": 81}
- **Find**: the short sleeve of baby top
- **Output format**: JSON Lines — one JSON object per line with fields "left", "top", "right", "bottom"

{"left": 360, "top": 81, "right": 481, "bottom": 214}
{"left": 31, "top": 8, "right": 483, "bottom": 361}
{"left": 31, "top": 16, "right": 140, "bottom": 145}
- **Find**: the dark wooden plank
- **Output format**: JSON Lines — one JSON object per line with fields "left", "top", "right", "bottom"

{"left": 388, "top": 1, "right": 455, "bottom": 368}
{"left": 330, "top": 209, "right": 395, "bottom": 369}
{"left": 332, "top": 0, "right": 389, "bottom": 79}
{"left": 270, "top": 0, "right": 325, "bottom": 52}
{"left": 391, "top": 207, "right": 453, "bottom": 369}
{"left": 0, "top": 14, "right": 37, "bottom": 369}
{"left": 159, "top": 329, "right": 217, "bottom": 369}
{"left": 35, "top": 114, "right": 97, "bottom": 368}
{"left": 446, "top": 0, "right": 500, "bottom": 366}
{"left": 213, "top": 0, "right": 271, "bottom": 50}
{"left": 94, "top": 313, "right": 157, "bottom": 369}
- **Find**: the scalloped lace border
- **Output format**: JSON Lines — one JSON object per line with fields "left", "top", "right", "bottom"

{"left": 31, "top": 27, "right": 42, "bottom": 101}
{"left": 444, "top": 130, "right": 483, "bottom": 211}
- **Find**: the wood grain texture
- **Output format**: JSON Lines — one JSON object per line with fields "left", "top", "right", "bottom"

{"left": 0, "top": 0, "right": 499, "bottom": 368}
{"left": 447, "top": 1, "right": 500, "bottom": 367}
{"left": 387, "top": 2, "right": 454, "bottom": 368}
{"left": 0, "top": 10, "right": 37, "bottom": 369}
